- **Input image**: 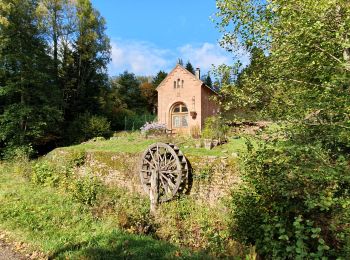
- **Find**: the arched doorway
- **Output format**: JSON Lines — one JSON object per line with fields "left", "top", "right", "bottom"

{"left": 171, "top": 103, "right": 188, "bottom": 132}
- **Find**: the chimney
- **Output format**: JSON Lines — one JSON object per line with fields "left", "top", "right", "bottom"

{"left": 195, "top": 67, "right": 200, "bottom": 80}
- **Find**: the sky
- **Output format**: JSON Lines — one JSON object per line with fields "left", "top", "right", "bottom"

{"left": 91, "top": 0, "right": 244, "bottom": 76}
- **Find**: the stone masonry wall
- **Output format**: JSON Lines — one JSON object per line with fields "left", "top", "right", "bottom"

{"left": 74, "top": 150, "right": 240, "bottom": 204}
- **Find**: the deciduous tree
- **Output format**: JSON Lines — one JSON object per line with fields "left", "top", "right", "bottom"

{"left": 0, "top": 0, "right": 62, "bottom": 153}
{"left": 216, "top": 0, "right": 350, "bottom": 258}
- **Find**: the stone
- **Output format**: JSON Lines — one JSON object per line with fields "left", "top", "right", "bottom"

{"left": 231, "top": 152, "right": 239, "bottom": 158}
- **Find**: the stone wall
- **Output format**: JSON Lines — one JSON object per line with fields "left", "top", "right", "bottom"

{"left": 72, "top": 150, "right": 240, "bottom": 204}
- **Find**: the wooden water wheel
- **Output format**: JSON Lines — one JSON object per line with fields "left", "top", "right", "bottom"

{"left": 139, "top": 143, "right": 189, "bottom": 204}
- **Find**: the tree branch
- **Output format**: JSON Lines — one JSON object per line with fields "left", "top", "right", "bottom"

{"left": 314, "top": 45, "right": 350, "bottom": 72}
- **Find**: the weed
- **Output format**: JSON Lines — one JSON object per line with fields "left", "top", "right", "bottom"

{"left": 31, "top": 161, "right": 59, "bottom": 187}
{"left": 71, "top": 175, "right": 101, "bottom": 206}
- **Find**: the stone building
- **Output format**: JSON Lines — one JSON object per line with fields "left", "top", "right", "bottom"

{"left": 157, "top": 64, "right": 219, "bottom": 134}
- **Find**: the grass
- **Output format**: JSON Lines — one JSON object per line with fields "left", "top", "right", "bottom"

{"left": 0, "top": 162, "right": 213, "bottom": 259}
{"left": 64, "top": 131, "right": 250, "bottom": 157}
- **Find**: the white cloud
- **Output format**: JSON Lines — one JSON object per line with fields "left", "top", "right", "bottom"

{"left": 178, "top": 42, "right": 230, "bottom": 71}
{"left": 108, "top": 40, "right": 248, "bottom": 76}
{"left": 109, "top": 40, "right": 172, "bottom": 76}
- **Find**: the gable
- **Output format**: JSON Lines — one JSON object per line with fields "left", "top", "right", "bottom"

{"left": 156, "top": 64, "right": 217, "bottom": 95}
{"left": 156, "top": 64, "right": 200, "bottom": 90}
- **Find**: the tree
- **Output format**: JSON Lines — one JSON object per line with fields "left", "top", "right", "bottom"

{"left": 0, "top": 0, "right": 62, "bottom": 153}
{"left": 113, "top": 71, "right": 146, "bottom": 113}
{"left": 216, "top": 0, "right": 350, "bottom": 258}
{"left": 63, "top": 0, "right": 110, "bottom": 120}
{"left": 140, "top": 82, "right": 156, "bottom": 113}
{"left": 36, "top": 0, "right": 76, "bottom": 80}
{"left": 152, "top": 70, "right": 167, "bottom": 87}
{"left": 147, "top": 70, "right": 168, "bottom": 114}
{"left": 185, "top": 61, "right": 195, "bottom": 74}
{"left": 202, "top": 73, "right": 213, "bottom": 88}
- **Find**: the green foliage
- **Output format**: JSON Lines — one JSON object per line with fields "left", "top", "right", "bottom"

{"left": 155, "top": 198, "right": 244, "bottom": 257}
{"left": 202, "top": 116, "right": 229, "bottom": 140}
{"left": 63, "top": 0, "right": 111, "bottom": 117}
{"left": 203, "top": 73, "right": 213, "bottom": 88}
{"left": 217, "top": 47, "right": 271, "bottom": 120}
{"left": 0, "top": 164, "right": 206, "bottom": 259}
{"left": 1, "top": 144, "right": 35, "bottom": 161}
{"left": 122, "top": 113, "right": 156, "bottom": 131}
{"left": 0, "top": 0, "right": 63, "bottom": 153}
{"left": 66, "top": 113, "right": 112, "bottom": 144}
{"left": 94, "top": 187, "right": 153, "bottom": 235}
{"left": 112, "top": 71, "right": 146, "bottom": 113}
{"left": 152, "top": 70, "right": 168, "bottom": 87}
{"left": 216, "top": 0, "right": 350, "bottom": 258}
{"left": 32, "top": 160, "right": 59, "bottom": 186}
{"left": 230, "top": 139, "right": 350, "bottom": 258}
{"left": 0, "top": 0, "right": 112, "bottom": 153}
{"left": 71, "top": 174, "right": 101, "bottom": 206}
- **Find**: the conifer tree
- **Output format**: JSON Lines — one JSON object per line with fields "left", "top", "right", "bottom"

{"left": 185, "top": 61, "right": 195, "bottom": 74}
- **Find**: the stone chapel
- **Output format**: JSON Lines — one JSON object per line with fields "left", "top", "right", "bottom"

{"left": 157, "top": 64, "right": 219, "bottom": 134}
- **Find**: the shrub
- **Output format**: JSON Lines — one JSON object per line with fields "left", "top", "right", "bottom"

{"left": 91, "top": 186, "right": 153, "bottom": 234}
{"left": 2, "top": 144, "right": 35, "bottom": 161}
{"left": 140, "top": 121, "right": 167, "bottom": 136}
{"left": 66, "top": 113, "right": 112, "bottom": 144}
{"left": 155, "top": 198, "right": 239, "bottom": 257}
{"left": 231, "top": 141, "right": 350, "bottom": 258}
{"left": 202, "top": 116, "right": 229, "bottom": 140}
{"left": 32, "top": 160, "right": 59, "bottom": 186}
{"left": 71, "top": 175, "right": 101, "bottom": 206}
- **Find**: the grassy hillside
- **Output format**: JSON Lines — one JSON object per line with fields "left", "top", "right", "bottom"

{"left": 0, "top": 162, "right": 214, "bottom": 259}
{"left": 0, "top": 132, "right": 261, "bottom": 258}
{"left": 64, "top": 131, "right": 248, "bottom": 157}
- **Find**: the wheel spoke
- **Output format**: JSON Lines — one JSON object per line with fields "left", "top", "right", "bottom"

{"left": 159, "top": 176, "right": 170, "bottom": 194}
{"left": 163, "top": 161, "right": 177, "bottom": 171}
{"left": 149, "top": 149, "right": 158, "bottom": 168}
{"left": 139, "top": 143, "right": 188, "bottom": 202}
{"left": 161, "top": 174, "right": 176, "bottom": 190}
{"left": 143, "top": 158, "right": 156, "bottom": 169}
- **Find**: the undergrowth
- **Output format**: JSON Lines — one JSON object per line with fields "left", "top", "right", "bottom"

{"left": 0, "top": 153, "right": 251, "bottom": 258}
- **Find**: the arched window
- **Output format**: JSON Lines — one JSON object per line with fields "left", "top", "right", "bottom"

{"left": 181, "top": 80, "right": 184, "bottom": 88}
{"left": 173, "top": 81, "right": 176, "bottom": 89}
{"left": 171, "top": 103, "right": 188, "bottom": 129}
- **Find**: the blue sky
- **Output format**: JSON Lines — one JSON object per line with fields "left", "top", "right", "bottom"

{"left": 91, "top": 0, "right": 246, "bottom": 76}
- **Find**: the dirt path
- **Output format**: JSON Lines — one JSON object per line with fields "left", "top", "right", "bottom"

{"left": 0, "top": 239, "right": 26, "bottom": 260}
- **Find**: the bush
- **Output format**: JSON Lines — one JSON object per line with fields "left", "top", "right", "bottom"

{"left": 32, "top": 160, "right": 59, "bottom": 186}
{"left": 155, "top": 198, "right": 240, "bottom": 257}
{"left": 140, "top": 121, "right": 167, "bottom": 136}
{"left": 71, "top": 175, "right": 101, "bottom": 206}
{"left": 66, "top": 113, "right": 112, "bottom": 144}
{"left": 2, "top": 144, "right": 35, "bottom": 161}
{"left": 202, "top": 116, "right": 229, "bottom": 140}
{"left": 231, "top": 140, "right": 350, "bottom": 258}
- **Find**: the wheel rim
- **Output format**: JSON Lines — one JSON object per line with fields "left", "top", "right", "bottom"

{"left": 139, "top": 142, "right": 188, "bottom": 202}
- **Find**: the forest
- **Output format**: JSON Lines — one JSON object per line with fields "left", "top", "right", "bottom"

{"left": 0, "top": 0, "right": 349, "bottom": 259}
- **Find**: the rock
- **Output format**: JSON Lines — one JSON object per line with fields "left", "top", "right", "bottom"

{"left": 231, "top": 152, "right": 239, "bottom": 158}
